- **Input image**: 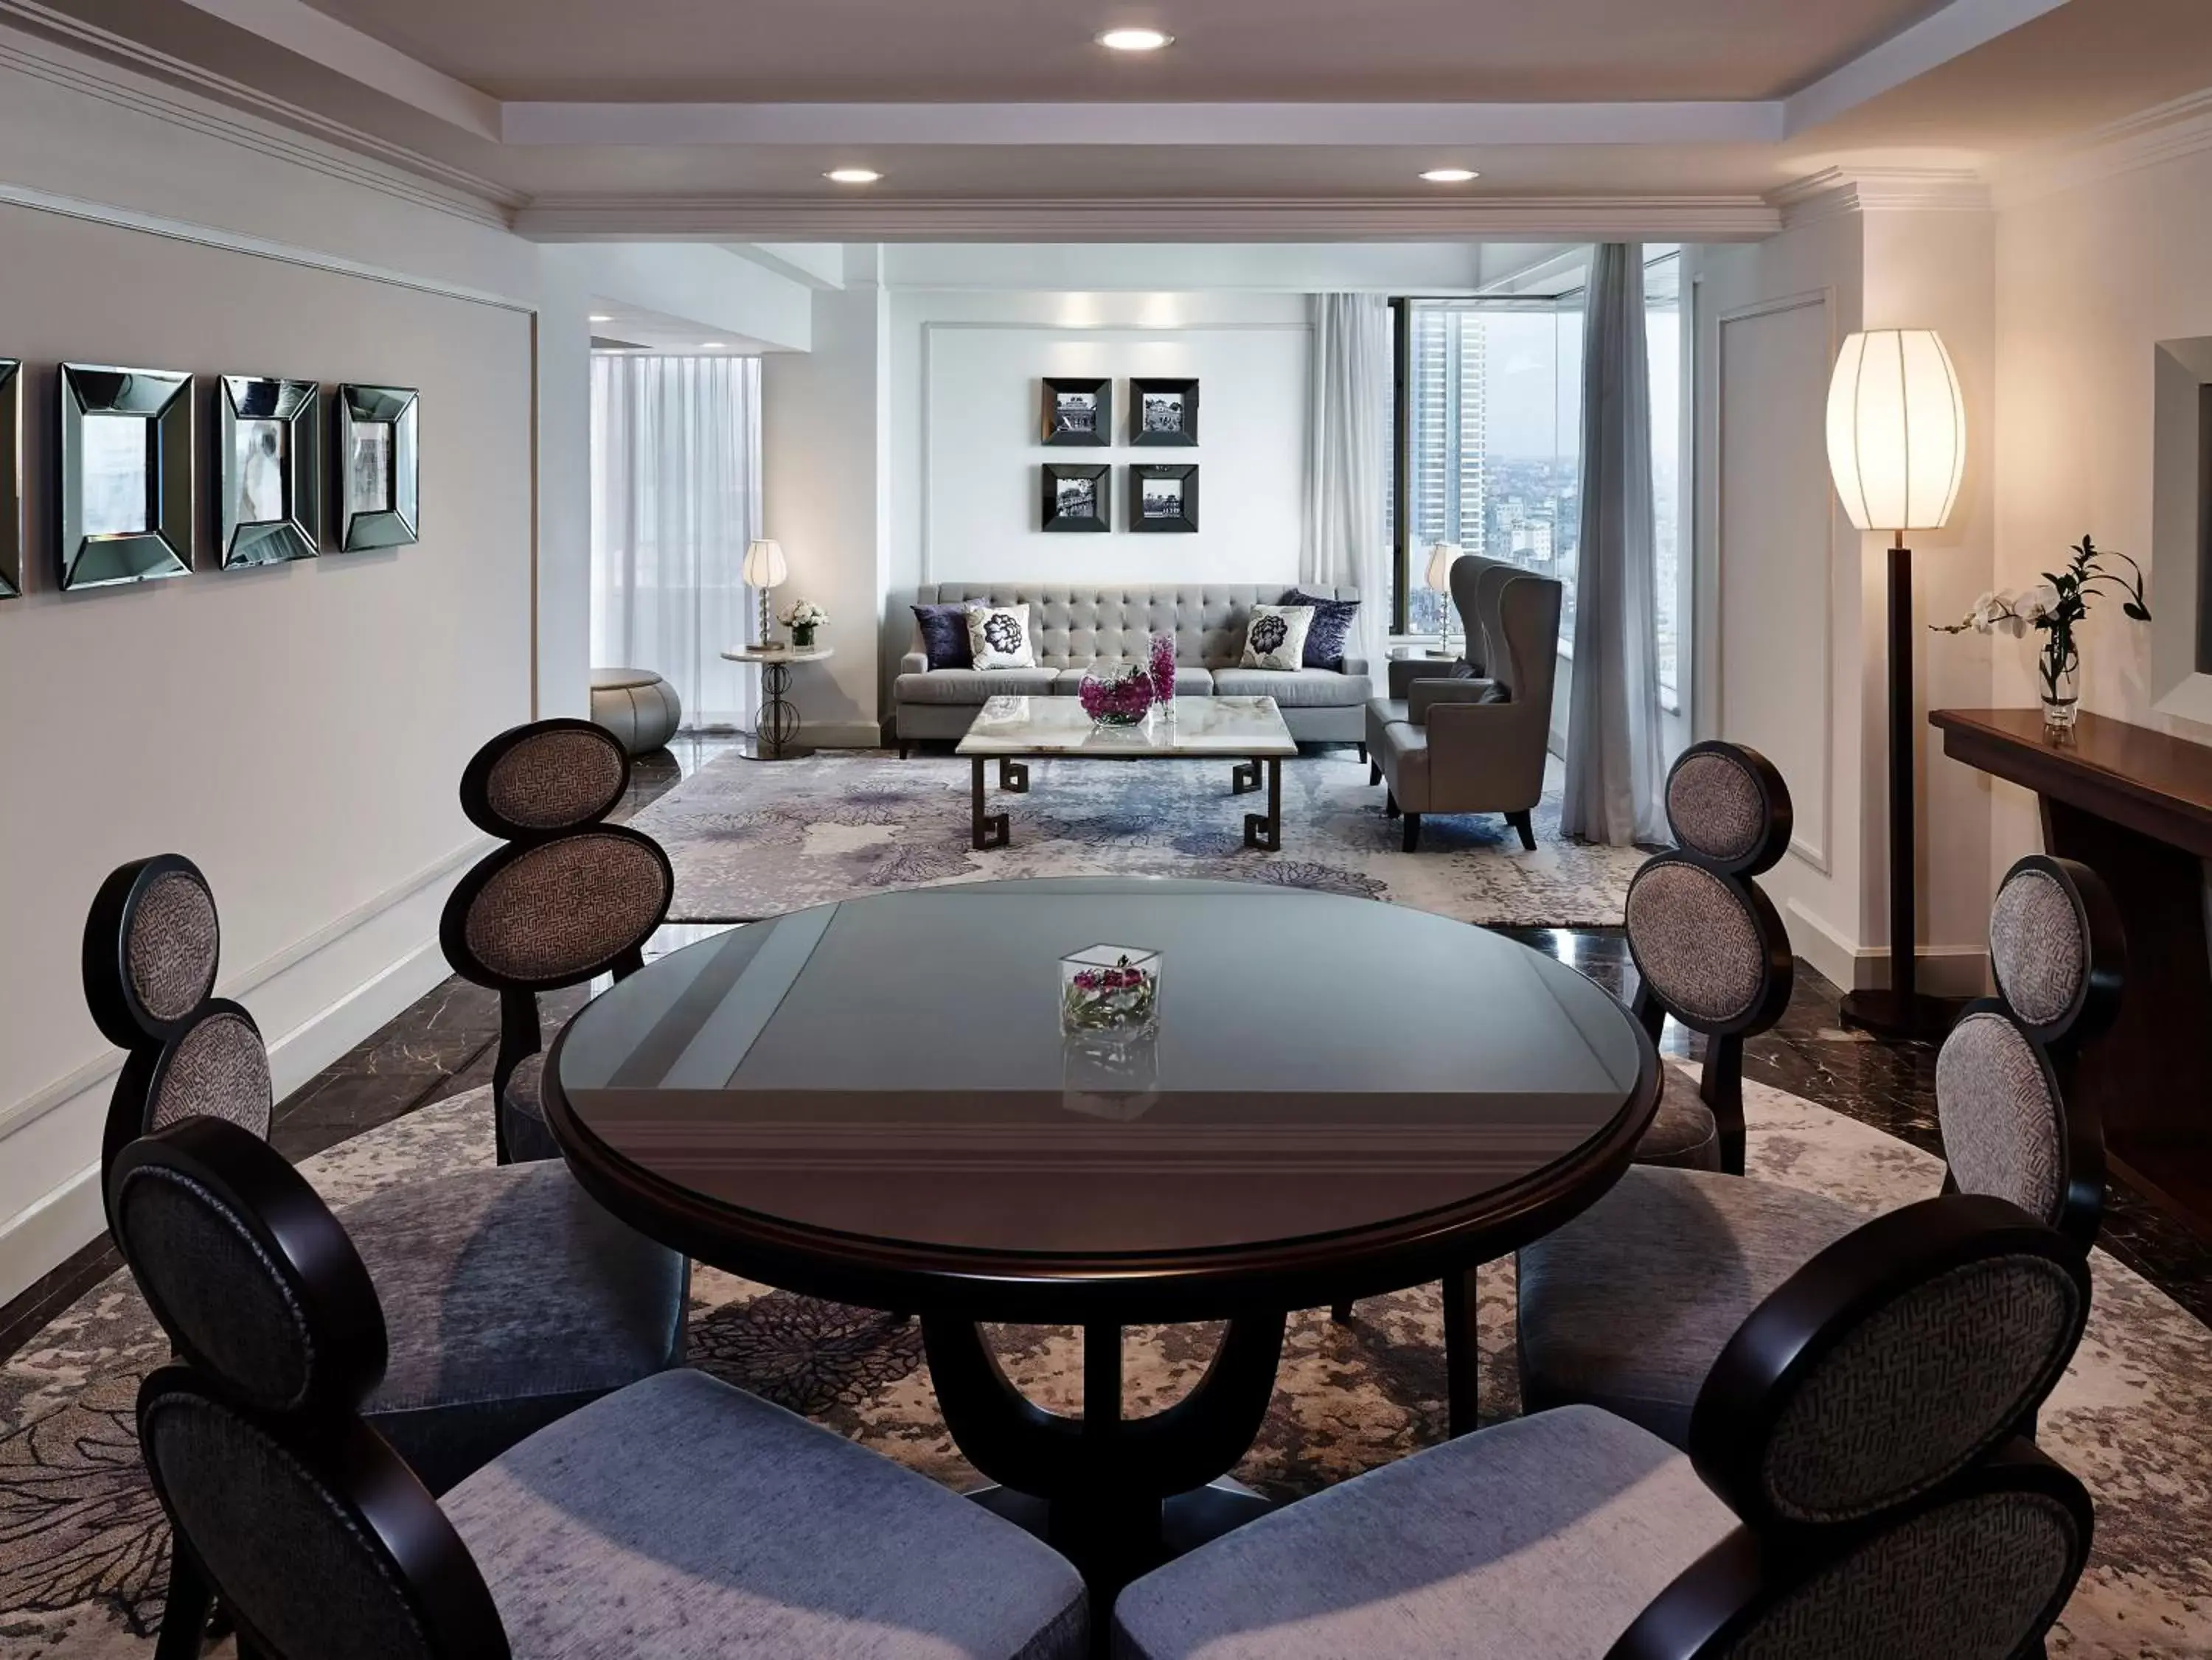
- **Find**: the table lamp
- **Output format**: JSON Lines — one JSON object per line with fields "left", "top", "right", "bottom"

{"left": 743, "top": 537, "right": 787, "bottom": 647}
{"left": 1825, "top": 328, "right": 1968, "bottom": 1039}
{"left": 1426, "top": 542, "right": 1464, "bottom": 656}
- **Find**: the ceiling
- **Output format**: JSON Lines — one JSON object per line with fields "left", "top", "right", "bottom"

{"left": 7, "top": 0, "right": 2211, "bottom": 237}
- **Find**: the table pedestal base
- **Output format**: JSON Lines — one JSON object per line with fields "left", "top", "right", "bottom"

{"left": 922, "top": 1313, "right": 1287, "bottom": 1622}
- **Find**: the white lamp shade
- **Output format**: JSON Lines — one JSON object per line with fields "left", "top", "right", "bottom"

{"left": 1425, "top": 543, "right": 1463, "bottom": 592}
{"left": 1825, "top": 329, "right": 1966, "bottom": 534}
{"left": 742, "top": 537, "right": 787, "bottom": 589}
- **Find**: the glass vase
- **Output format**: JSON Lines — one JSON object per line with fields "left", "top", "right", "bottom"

{"left": 1060, "top": 944, "right": 1161, "bottom": 1037}
{"left": 791, "top": 625, "right": 818, "bottom": 650}
{"left": 1077, "top": 664, "right": 1155, "bottom": 728}
{"left": 2039, "top": 641, "right": 2079, "bottom": 737}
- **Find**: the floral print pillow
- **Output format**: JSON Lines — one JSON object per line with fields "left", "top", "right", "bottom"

{"left": 1239, "top": 604, "right": 1315, "bottom": 672}
{"left": 967, "top": 604, "right": 1037, "bottom": 670}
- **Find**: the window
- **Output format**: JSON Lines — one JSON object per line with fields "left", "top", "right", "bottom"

{"left": 1390, "top": 251, "right": 1683, "bottom": 705}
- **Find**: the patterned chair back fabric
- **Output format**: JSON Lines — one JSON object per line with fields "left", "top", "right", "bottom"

{"left": 914, "top": 583, "right": 1361, "bottom": 669}
{"left": 442, "top": 719, "right": 675, "bottom": 1162}
{"left": 116, "top": 1119, "right": 512, "bottom": 1660}
{"left": 1935, "top": 856, "right": 2122, "bottom": 1251}
{"left": 84, "top": 854, "right": 275, "bottom": 1187}
{"left": 1621, "top": 742, "right": 1795, "bottom": 1173}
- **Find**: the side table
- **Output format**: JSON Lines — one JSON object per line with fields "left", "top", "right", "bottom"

{"left": 720, "top": 644, "right": 835, "bottom": 760}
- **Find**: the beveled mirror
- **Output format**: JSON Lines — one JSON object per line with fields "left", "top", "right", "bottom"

{"left": 219, "top": 375, "right": 320, "bottom": 568}
{"left": 0, "top": 360, "right": 20, "bottom": 599}
{"left": 58, "top": 363, "right": 194, "bottom": 591}
{"left": 335, "top": 383, "right": 419, "bottom": 551}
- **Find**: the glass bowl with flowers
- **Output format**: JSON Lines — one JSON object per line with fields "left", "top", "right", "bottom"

{"left": 778, "top": 597, "right": 829, "bottom": 649}
{"left": 1060, "top": 944, "right": 1161, "bottom": 1038}
{"left": 1077, "top": 663, "right": 1155, "bottom": 728}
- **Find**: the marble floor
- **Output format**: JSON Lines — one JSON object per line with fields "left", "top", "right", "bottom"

{"left": 5, "top": 733, "right": 2208, "bottom": 1363}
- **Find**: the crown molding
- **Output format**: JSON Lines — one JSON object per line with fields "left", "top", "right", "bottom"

{"left": 1781, "top": 0, "right": 2068, "bottom": 136}
{"left": 514, "top": 195, "right": 1781, "bottom": 243}
{"left": 1768, "top": 167, "right": 1992, "bottom": 228}
{"left": 1992, "top": 87, "right": 2212, "bottom": 209}
{"left": 0, "top": 5, "right": 518, "bottom": 226}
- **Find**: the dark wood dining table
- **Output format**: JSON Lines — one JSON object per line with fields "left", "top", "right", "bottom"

{"left": 542, "top": 876, "right": 1658, "bottom": 1605}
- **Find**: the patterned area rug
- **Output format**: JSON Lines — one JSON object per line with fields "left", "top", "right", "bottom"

{"left": 4, "top": 1076, "right": 2207, "bottom": 1656}
{"left": 625, "top": 749, "right": 1653, "bottom": 926}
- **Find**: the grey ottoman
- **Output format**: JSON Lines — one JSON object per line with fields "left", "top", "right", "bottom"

{"left": 588, "top": 668, "right": 681, "bottom": 755}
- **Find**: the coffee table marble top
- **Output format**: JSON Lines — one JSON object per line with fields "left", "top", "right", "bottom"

{"left": 957, "top": 694, "right": 1297, "bottom": 758}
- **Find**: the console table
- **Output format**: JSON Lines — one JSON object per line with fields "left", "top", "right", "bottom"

{"left": 1932, "top": 706, "right": 2212, "bottom": 1241}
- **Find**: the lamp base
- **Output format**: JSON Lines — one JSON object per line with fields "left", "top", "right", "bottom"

{"left": 1838, "top": 988, "right": 1969, "bottom": 1043}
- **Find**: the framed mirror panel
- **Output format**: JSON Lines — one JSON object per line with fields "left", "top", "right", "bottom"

{"left": 58, "top": 363, "right": 193, "bottom": 591}
{"left": 335, "top": 383, "right": 419, "bottom": 551}
{"left": 218, "top": 375, "right": 320, "bottom": 568}
{"left": 0, "top": 360, "right": 19, "bottom": 599}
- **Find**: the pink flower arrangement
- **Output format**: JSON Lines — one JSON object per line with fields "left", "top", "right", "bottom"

{"left": 1078, "top": 665, "right": 1155, "bottom": 726}
{"left": 1147, "top": 632, "right": 1178, "bottom": 703}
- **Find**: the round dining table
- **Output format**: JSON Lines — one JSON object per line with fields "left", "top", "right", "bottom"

{"left": 543, "top": 876, "right": 1658, "bottom": 1602}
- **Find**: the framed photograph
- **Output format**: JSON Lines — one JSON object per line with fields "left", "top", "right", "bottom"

{"left": 1131, "top": 377, "right": 1199, "bottom": 447}
{"left": 0, "top": 360, "right": 18, "bottom": 599}
{"left": 335, "top": 383, "right": 419, "bottom": 551}
{"left": 218, "top": 376, "right": 320, "bottom": 568}
{"left": 58, "top": 363, "right": 195, "bottom": 590}
{"left": 1043, "top": 463, "right": 1110, "bottom": 532}
{"left": 1043, "top": 377, "right": 1111, "bottom": 447}
{"left": 1130, "top": 464, "right": 1199, "bottom": 533}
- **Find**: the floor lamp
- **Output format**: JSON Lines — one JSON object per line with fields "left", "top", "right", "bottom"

{"left": 1426, "top": 543, "right": 1464, "bottom": 658}
{"left": 1824, "top": 329, "right": 1970, "bottom": 1039}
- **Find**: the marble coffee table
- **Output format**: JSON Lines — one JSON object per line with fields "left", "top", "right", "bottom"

{"left": 956, "top": 694, "right": 1298, "bottom": 851}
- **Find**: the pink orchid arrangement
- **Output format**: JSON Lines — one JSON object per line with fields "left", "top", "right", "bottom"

{"left": 1147, "top": 632, "right": 1178, "bottom": 703}
{"left": 1078, "top": 665, "right": 1155, "bottom": 726}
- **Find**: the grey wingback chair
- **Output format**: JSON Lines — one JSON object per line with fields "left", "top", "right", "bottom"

{"left": 1370, "top": 555, "right": 1563, "bottom": 852}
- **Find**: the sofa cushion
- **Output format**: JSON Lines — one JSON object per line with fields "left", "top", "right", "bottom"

{"left": 1113, "top": 1405, "right": 1735, "bottom": 1660}
{"left": 1210, "top": 668, "right": 1374, "bottom": 708}
{"left": 917, "top": 585, "right": 1360, "bottom": 674}
{"left": 911, "top": 602, "right": 975, "bottom": 669}
{"left": 894, "top": 668, "right": 1060, "bottom": 705}
{"left": 445, "top": 1370, "right": 1088, "bottom": 1660}
{"left": 1283, "top": 590, "right": 1361, "bottom": 669}
{"left": 1053, "top": 663, "right": 1214, "bottom": 695}
{"left": 1240, "top": 606, "right": 1315, "bottom": 671}
{"left": 968, "top": 604, "right": 1037, "bottom": 670}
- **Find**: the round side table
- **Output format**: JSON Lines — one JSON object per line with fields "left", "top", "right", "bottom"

{"left": 720, "top": 644, "right": 834, "bottom": 760}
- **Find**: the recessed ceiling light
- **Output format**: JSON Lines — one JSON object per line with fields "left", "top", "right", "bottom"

{"left": 588, "top": 313, "right": 613, "bottom": 322}
{"left": 824, "top": 167, "right": 882, "bottom": 184}
{"left": 701, "top": 341, "right": 728, "bottom": 349}
{"left": 1420, "top": 167, "right": 1480, "bottom": 184}
{"left": 1096, "top": 27, "right": 1173, "bottom": 51}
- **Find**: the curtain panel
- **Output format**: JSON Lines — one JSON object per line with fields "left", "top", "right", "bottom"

{"left": 1301, "top": 293, "right": 1392, "bottom": 670}
{"left": 590, "top": 354, "right": 763, "bottom": 729}
{"left": 1560, "top": 245, "right": 1669, "bottom": 847}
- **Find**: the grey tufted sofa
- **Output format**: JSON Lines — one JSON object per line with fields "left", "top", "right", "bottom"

{"left": 894, "top": 584, "right": 1371, "bottom": 746}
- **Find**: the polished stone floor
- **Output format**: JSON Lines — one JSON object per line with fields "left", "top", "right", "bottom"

{"left": 6, "top": 734, "right": 2208, "bottom": 1364}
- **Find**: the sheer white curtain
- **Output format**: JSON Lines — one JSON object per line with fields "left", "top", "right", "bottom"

{"left": 1560, "top": 245, "right": 1669, "bottom": 846}
{"left": 1301, "top": 293, "right": 1391, "bottom": 669}
{"left": 591, "top": 354, "right": 762, "bottom": 729}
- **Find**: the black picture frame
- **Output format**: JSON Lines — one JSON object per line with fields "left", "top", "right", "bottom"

{"left": 1131, "top": 377, "right": 1199, "bottom": 446}
{"left": 1130, "top": 464, "right": 1199, "bottom": 533}
{"left": 1043, "top": 464, "right": 1110, "bottom": 532}
{"left": 1042, "top": 377, "right": 1110, "bottom": 447}
{"left": 0, "top": 359, "right": 19, "bottom": 599}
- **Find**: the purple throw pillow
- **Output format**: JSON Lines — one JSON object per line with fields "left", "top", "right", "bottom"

{"left": 1284, "top": 590, "right": 1360, "bottom": 670}
{"left": 912, "top": 604, "right": 975, "bottom": 670}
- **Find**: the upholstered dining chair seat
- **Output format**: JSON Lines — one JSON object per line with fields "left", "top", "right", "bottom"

{"left": 444, "top": 1367, "right": 1088, "bottom": 1660}
{"left": 1517, "top": 1167, "right": 1865, "bottom": 1445}
{"left": 499, "top": 1050, "right": 559, "bottom": 1163}
{"left": 340, "top": 1159, "right": 688, "bottom": 1493}
{"left": 1113, "top": 1405, "right": 1736, "bottom": 1660}
{"left": 1632, "top": 1062, "right": 1722, "bottom": 1171}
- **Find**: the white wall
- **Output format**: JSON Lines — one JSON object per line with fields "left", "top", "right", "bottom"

{"left": 922, "top": 317, "right": 1310, "bottom": 587}
{"left": 1991, "top": 141, "right": 2212, "bottom": 875}
{"left": 0, "top": 32, "right": 540, "bottom": 1302}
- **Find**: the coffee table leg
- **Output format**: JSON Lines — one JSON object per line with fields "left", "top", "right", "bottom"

{"left": 999, "top": 757, "right": 1029, "bottom": 793}
{"left": 1443, "top": 1266, "right": 1481, "bottom": 1437}
{"left": 921, "top": 1313, "right": 1287, "bottom": 1605}
{"left": 1243, "top": 757, "right": 1282, "bottom": 851}
{"left": 971, "top": 757, "right": 1009, "bottom": 850}
{"left": 1231, "top": 759, "right": 1259, "bottom": 795}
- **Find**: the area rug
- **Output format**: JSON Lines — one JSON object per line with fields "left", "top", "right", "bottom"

{"left": 625, "top": 749, "right": 1653, "bottom": 927}
{"left": 4, "top": 1074, "right": 2206, "bottom": 1656}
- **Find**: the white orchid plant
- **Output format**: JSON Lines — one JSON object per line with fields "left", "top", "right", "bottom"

{"left": 1938, "top": 535, "right": 2149, "bottom": 711}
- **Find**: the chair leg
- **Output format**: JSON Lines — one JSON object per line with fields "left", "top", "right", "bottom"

{"left": 1443, "top": 1266, "right": 1480, "bottom": 1438}
{"left": 1356, "top": 742, "right": 1368, "bottom": 764}
{"left": 1402, "top": 813, "right": 1422, "bottom": 854}
{"left": 1369, "top": 761, "right": 1382, "bottom": 787}
{"left": 897, "top": 742, "right": 909, "bottom": 760}
{"left": 1506, "top": 809, "right": 1537, "bottom": 851}
{"left": 156, "top": 1544, "right": 213, "bottom": 1660}
{"left": 1385, "top": 791, "right": 1400, "bottom": 819}
{"left": 1330, "top": 1302, "right": 1354, "bottom": 1324}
